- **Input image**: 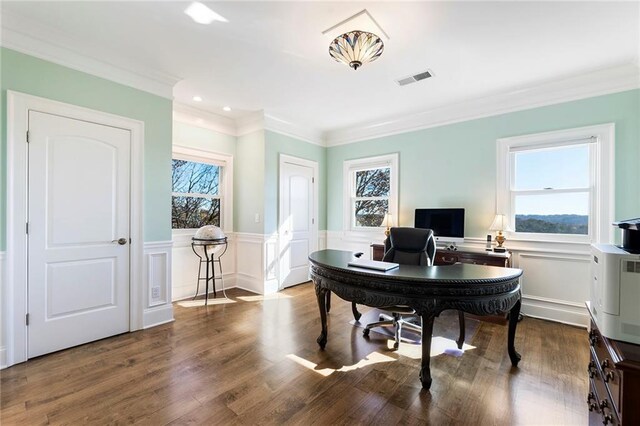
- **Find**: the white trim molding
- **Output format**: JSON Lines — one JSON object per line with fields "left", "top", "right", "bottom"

{"left": 323, "top": 64, "right": 639, "bottom": 146}
{"left": 279, "top": 154, "right": 319, "bottom": 290}
{"left": 342, "top": 153, "right": 399, "bottom": 236}
{"left": 5, "top": 91, "right": 145, "bottom": 367}
{"left": 173, "top": 103, "right": 237, "bottom": 136}
{"left": 0, "top": 251, "right": 6, "bottom": 368}
{"left": 1, "top": 11, "right": 178, "bottom": 99}
{"left": 143, "top": 241, "right": 174, "bottom": 328}
{"left": 264, "top": 114, "right": 324, "bottom": 146}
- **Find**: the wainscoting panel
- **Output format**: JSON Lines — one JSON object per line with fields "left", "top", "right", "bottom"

{"left": 516, "top": 252, "right": 590, "bottom": 326}
{"left": 235, "top": 233, "right": 265, "bottom": 294}
{"left": 0, "top": 251, "right": 6, "bottom": 368}
{"left": 143, "top": 241, "right": 174, "bottom": 328}
{"left": 326, "top": 230, "right": 387, "bottom": 260}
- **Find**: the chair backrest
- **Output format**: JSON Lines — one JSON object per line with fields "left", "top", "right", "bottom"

{"left": 382, "top": 227, "right": 436, "bottom": 266}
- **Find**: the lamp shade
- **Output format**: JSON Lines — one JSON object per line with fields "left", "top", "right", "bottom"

{"left": 383, "top": 213, "right": 393, "bottom": 228}
{"left": 329, "top": 30, "right": 384, "bottom": 70}
{"left": 489, "top": 214, "right": 507, "bottom": 231}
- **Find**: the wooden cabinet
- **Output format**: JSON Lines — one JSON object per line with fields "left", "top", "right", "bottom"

{"left": 370, "top": 243, "right": 511, "bottom": 267}
{"left": 587, "top": 304, "right": 640, "bottom": 425}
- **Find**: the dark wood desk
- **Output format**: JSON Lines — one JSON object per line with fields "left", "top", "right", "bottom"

{"left": 371, "top": 243, "right": 511, "bottom": 267}
{"left": 309, "top": 249, "right": 523, "bottom": 390}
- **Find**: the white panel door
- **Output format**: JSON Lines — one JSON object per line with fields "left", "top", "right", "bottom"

{"left": 280, "top": 161, "right": 314, "bottom": 288}
{"left": 28, "top": 111, "right": 131, "bottom": 358}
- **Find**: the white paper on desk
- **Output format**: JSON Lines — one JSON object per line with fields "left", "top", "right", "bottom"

{"left": 347, "top": 259, "right": 399, "bottom": 271}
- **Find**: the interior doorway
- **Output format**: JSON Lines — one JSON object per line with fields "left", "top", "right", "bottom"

{"left": 278, "top": 155, "right": 318, "bottom": 289}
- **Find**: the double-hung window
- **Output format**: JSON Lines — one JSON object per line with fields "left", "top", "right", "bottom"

{"left": 343, "top": 154, "right": 398, "bottom": 231}
{"left": 172, "top": 146, "right": 233, "bottom": 231}
{"left": 497, "top": 124, "right": 614, "bottom": 243}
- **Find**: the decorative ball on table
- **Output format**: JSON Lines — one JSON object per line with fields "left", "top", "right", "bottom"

{"left": 192, "top": 225, "right": 227, "bottom": 255}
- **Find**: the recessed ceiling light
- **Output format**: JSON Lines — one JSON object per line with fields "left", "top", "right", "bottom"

{"left": 223, "top": 106, "right": 232, "bottom": 112}
{"left": 193, "top": 96, "right": 202, "bottom": 102}
{"left": 184, "top": 2, "right": 228, "bottom": 25}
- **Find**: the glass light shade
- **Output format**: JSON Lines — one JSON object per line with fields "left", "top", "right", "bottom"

{"left": 329, "top": 30, "right": 384, "bottom": 70}
{"left": 489, "top": 214, "right": 507, "bottom": 231}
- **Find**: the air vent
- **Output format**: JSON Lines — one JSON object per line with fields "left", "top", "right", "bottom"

{"left": 625, "top": 260, "right": 640, "bottom": 273}
{"left": 395, "top": 69, "right": 433, "bottom": 86}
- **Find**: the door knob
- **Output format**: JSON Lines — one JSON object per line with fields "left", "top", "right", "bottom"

{"left": 112, "top": 238, "right": 128, "bottom": 245}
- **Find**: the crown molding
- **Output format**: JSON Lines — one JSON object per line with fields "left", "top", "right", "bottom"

{"left": 264, "top": 115, "right": 324, "bottom": 146}
{"left": 173, "top": 103, "right": 237, "bottom": 136}
{"left": 1, "top": 11, "right": 179, "bottom": 99}
{"left": 323, "top": 63, "right": 640, "bottom": 147}
{"left": 235, "top": 111, "right": 266, "bottom": 137}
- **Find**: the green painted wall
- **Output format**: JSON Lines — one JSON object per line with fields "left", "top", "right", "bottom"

{"left": 235, "top": 130, "right": 265, "bottom": 234}
{"left": 264, "top": 130, "right": 327, "bottom": 235}
{"left": 327, "top": 89, "right": 640, "bottom": 238}
{"left": 0, "top": 48, "right": 173, "bottom": 247}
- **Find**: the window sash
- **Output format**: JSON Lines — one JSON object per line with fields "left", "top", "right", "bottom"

{"left": 496, "top": 125, "right": 615, "bottom": 244}
{"left": 343, "top": 153, "right": 398, "bottom": 232}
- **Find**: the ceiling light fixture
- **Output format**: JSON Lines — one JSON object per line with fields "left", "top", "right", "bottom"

{"left": 193, "top": 96, "right": 202, "bottom": 102}
{"left": 222, "top": 106, "right": 231, "bottom": 112}
{"left": 329, "top": 30, "right": 384, "bottom": 71}
{"left": 184, "top": 2, "right": 228, "bottom": 25}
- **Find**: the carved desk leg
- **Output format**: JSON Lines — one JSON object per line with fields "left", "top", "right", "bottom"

{"left": 456, "top": 311, "right": 465, "bottom": 350}
{"left": 507, "top": 296, "right": 522, "bottom": 366}
{"left": 420, "top": 314, "right": 436, "bottom": 390}
{"left": 316, "top": 284, "right": 329, "bottom": 349}
{"left": 351, "top": 302, "right": 362, "bottom": 321}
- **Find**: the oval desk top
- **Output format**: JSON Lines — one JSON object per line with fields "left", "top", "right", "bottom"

{"left": 309, "top": 249, "right": 523, "bottom": 284}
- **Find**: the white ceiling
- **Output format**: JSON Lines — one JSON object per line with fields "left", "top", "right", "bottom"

{"left": 2, "top": 1, "right": 639, "bottom": 139}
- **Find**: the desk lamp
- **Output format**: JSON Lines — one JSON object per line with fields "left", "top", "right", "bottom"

{"left": 490, "top": 214, "right": 507, "bottom": 252}
{"left": 383, "top": 213, "right": 393, "bottom": 237}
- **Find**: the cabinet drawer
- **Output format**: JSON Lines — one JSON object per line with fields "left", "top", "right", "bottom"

{"left": 589, "top": 323, "right": 621, "bottom": 413}
{"left": 436, "top": 252, "right": 459, "bottom": 265}
{"left": 590, "top": 348, "right": 620, "bottom": 425}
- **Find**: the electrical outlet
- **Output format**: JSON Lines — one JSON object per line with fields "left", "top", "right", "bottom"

{"left": 254, "top": 213, "right": 260, "bottom": 223}
{"left": 151, "top": 287, "right": 160, "bottom": 299}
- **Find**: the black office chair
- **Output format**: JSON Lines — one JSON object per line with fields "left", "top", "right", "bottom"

{"left": 363, "top": 227, "right": 466, "bottom": 350}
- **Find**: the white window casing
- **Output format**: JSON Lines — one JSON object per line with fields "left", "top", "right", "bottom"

{"left": 343, "top": 153, "right": 399, "bottom": 234}
{"left": 496, "top": 124, "right": 614, "bottom": 244}
{"left": 172, "top": 145, "right": 234, "bottom": 235}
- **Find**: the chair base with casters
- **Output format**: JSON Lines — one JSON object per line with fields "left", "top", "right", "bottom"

{"left": 363, "top": 308, "right": 465, "bottom": 350}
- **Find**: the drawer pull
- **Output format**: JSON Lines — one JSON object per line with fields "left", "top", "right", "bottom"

{"left": 599, "top": 399, "right": 609, "bottom": 410}
{"left": 588, "top": 360, "right": 597, "bottom": 378}
{"left": 602, "top": 413, "right": 614, "bottom": 425}
{"left": 588, "top": 402, "right": 598, "bottom": 412}
{"left": 600, "top": 359, "right": 615, "bottom": 382}
{"left": 589, "top": 329, "right": 598, "bottom": 346}
{"left": 604, "top": 370, "right": 615, "bottom": 383}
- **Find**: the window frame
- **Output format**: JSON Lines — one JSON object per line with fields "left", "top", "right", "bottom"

{"left": 343, "top": 153, "right": 399, "bottom": 233}
{"left": 172, "top": 145, "right": 233, "bottom": 234}
{"left": 496, "top": 124, "right": 614, "bottom": 244}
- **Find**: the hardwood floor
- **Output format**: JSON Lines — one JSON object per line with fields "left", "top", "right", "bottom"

{"left": 1, "top": 283, "right": 589, "bottom": 425}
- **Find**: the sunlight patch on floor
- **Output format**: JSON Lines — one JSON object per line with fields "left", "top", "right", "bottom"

{"left": 286, "top": 351, "right": 395, "bottom": 377}
{"left": 237, "top": 293, "right": 293, "bottom": 302}
{"left": 177, "top": 298, "right": 236, "bottom": 307}
{"left": 391, "top": 336, "right": 476, "bottom": 359}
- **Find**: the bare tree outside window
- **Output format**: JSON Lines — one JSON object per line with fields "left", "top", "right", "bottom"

{"left": 172, "top": 159, "right": 222, "bottom": 228}
{"left": 353, "top": 167, "right": 390, "bottom": 227}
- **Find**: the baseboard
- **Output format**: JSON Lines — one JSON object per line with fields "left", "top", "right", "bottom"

{"left": 172, "top": 275, "right": 237, "bottom": 301}
{"left": 235, "top": 273, "right": 265, "bottom": 295}
{"left": 522, "top": 295, "right": 588, "bottom": 328}
{"left": 0, "top": 346, "right": 7, "bottom": 369}
{"left": 142, "top": 304, "right": 174, "bottom": 329}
